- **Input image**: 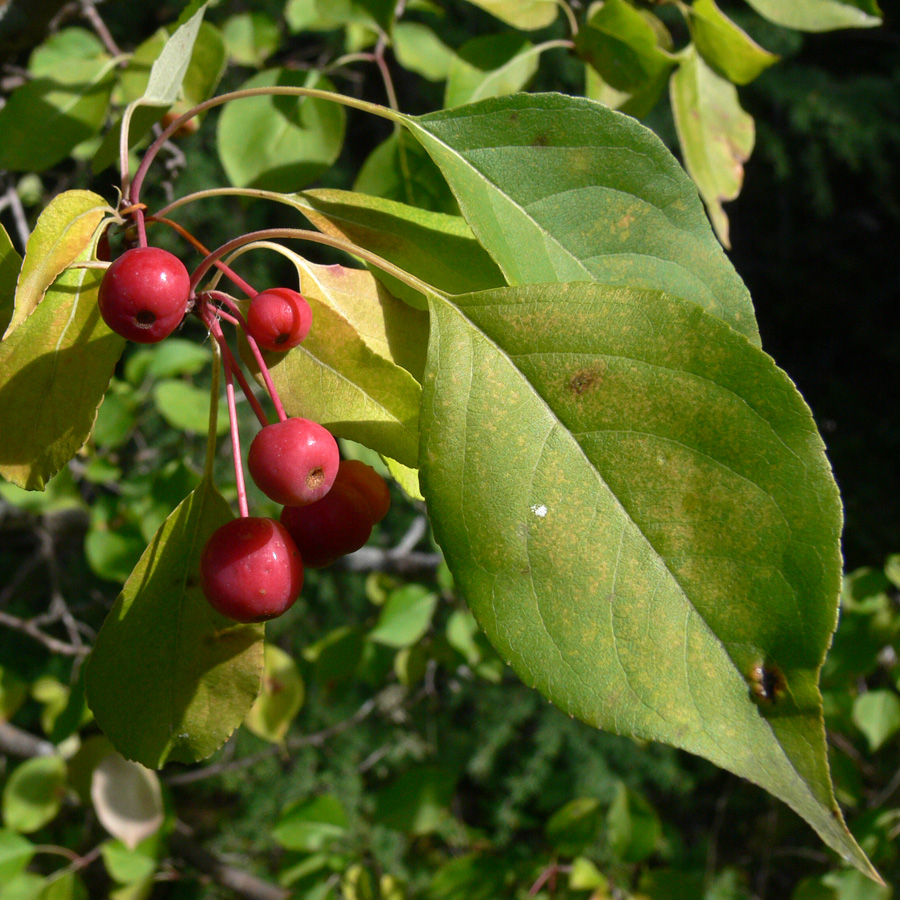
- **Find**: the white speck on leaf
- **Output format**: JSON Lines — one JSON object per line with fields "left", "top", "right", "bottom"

{"left": 531, "top": 504, "right": 548, "bottom": 518}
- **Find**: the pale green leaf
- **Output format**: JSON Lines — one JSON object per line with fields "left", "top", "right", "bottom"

{"left": 100, "top": 841, "right": 158, "bottom": 886}
{"left": 419, "top": 279, "right": 873, "bottom": 877}
{"left": 4, "top": 189, "right": 110, "bottom": 337}
{"left": 392, "top": 23, "right": 455, "bottom": 82}
{"left": 445, "top": 33, "right": 540, "bottom": 108}
{"left": 0, "top": 830, "right": 34, "bottom": 882}
{"left": 0, "top": 59, "right": 116, "bottom": 172}
{"left": 293, "top": 188, "right": 504, "bottom": 309}
{"left": 0, "top": 244, "right": 124, "bottom": 491}
{"left": 0, "top": 872, "right": 46, "bottom": 900}
{"left": 671, "top": 49, "right": 755, "bottom": 248}
{"left": 0, "top": 223, "right": 22, "bottom": 337}
{"left": 384, "top": 456, "right": 423, "bottom": 501}
{"left": 369, "top": 584, "right": 438, "bottom": 648}
{"left": 851, "top": 690, "right": 900, "bottom": 752}
{"left": 222, "top": 12, "right": 281, "bottom": 67}
{"left": 90, "top": 754, "right": 163, "bottom": 848}
{"left": 217, "top": 68, "right": 345, "bottom": 191}
{"left": 144, "top": 3, "right": 208, "bottom": 104}
{"left": 273, "top": 795, "right": 349, "bottom": 851}
{"left": 152, "top": 380, "right": 228, "bottom": 435}
{"left": 402, "top": 94, "right": 759, "bottom": 345}
{"left": 354, "top": 129, "right": 458, "bottom": 215}
{"left": 569, "top": 858, "right": 609, "bottom": 892}
{"left": 284, "top": 0, "right": 395, "bottom": 32}
{"left": 85, "top": 477, "right": 264, "bottom": 767}
{"left": 2, "top": 757, "right": 67, "bottom": 834}
{"left": 244, "top": 644, "right": 305, "bottom": 744}
{"left": 460, "top": 0, "right": 558, "bottom": 30}
{"left": 93, "top": 21, "right": 224, "bottom": 174}
{"left": 743, "top": 0, "right": 881, "bottom": 32}
{"left": 690, "top": 0, "right": 778, "bottom": 85}
{"left": 246, "top": 254, "right": 422, "bottom": 468}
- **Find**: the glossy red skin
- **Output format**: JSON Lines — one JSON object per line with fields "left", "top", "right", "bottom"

{"left": 338, "top": 460, "right": 390, "bottom": 523}
{"left": 246, "top": 288, "right": 312, "bottom": 351}
{"left": 280, "top": 482, "right": 373, "bottom": 568}
{"left": 248, "top": 417, "right": 340, "bottom": 506}
{"left": 98, "top": 247, "right": 190, "bottom": 343}
{"left": 200, "top": 517, "right": 304, "bottom": 622}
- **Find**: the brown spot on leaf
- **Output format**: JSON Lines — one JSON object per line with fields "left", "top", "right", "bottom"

{"left": 532, "top": 133, "right": 550, "bottom": 147}
{"left": 567, "top": 367, "right": 604, "bottom": 397}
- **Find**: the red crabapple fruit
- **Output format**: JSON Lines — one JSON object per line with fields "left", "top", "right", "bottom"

{"left": 248, "top": 417, "right": 339, "bottom": 506}
{"left": 337, "top": 460, "right": 391, "bottom": 523}
{"left": 246, "top": 288, "right": 312, "bottom": 351}
{"left": 98, "top": 246, "right": 191, "bottom": 343}
{"left": 280, "top": 482, "right": 373, "bottom": 568}
{"left": 200, "top": 517, "right": 304, "bottom": 622}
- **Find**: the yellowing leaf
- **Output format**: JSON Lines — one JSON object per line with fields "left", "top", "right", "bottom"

{"left": 670, "top": 50, "right": 754, "bottom": 248}
{"left": 0, "top": 243, "right": 124, "bottom": 490}
{"left": 5, "top": 189, "right": 110, "bottom": 338}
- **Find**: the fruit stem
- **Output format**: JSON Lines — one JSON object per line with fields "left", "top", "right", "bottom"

{"left": 128, "top": 86, "right": 399, "bottom": 211}
{"left": 204, "top": 326, "right": 222, "bottom": 482}
{"left": 208, "top": 291, "right": 288, "bottom": 425}
{"left": 221, "top": 334, "right": 250, "bottom": 519}
{"left": 200, "top": 301, "right": 270, "bottom": 429}
{"left": 148, "top": 215, "right": 257, "bottom": 298}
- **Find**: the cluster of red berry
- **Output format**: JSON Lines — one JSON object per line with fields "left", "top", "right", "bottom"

{"left": 97, "top": 245, "right": 390, "bottom": 623}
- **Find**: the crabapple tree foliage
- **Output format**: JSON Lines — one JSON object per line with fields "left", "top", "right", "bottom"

{"left": 0, "top": 0, "right": 887, "bottom": 887}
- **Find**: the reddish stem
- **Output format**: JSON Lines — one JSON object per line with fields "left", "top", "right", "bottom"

{"left": 201, "top": 306, "right": 269, "bottom": 429}
{"left": 207, "top": 291, "right": 288, "bottom": 424}
{"left": 148, "top": 215, "right": 257, "bottom": 298}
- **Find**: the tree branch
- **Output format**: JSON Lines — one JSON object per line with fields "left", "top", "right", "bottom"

{"left": 169, "top": 826, "right": 290, "bottom": 900}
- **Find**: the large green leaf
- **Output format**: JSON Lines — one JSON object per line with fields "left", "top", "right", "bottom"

{"left": 418, "top": 280, "right": 874, "bottom": 877}
{"left": 460, "top": 0, "right": 558, "bottom": 30}
{"left": 217, "top": 68, "right": 346, "bottom": 192}
{"left": 401, "top": 94, "right": 759, "bottom": 345}
{"left": 0, "top": 224, "right": 21, "bottom": 337}
{"left": 0, "top": 245, "right": 124, "bottom": 490}
{"left": 291, "top": 189, "right": 505, "bottom": 309}
{"left": 245, "top": 253, "right": 422, "bottom": 467}
{"left": 671, "top": 50, "right": 755, "bottom": 249}
{"left": 85, "top": 477, "right": 263, "bottom": 767}
{"left": 743, "top": 0, "right": 881, "bottom": 31}
{"left": 4, "top": 189, "right": 110, "bottom": 337}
